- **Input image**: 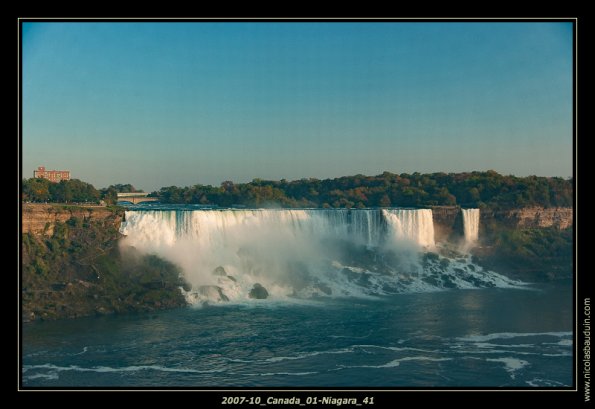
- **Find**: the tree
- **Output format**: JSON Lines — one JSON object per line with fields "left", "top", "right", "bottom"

{"left": 23, "top": 178, "right": 51, "bottom": 202}
{"left": 100, "top": 187, "right": 118, "bottom": 205}
{"left": 379, "top": 194, "right": 391, "bottom": 208}
{"left": 144, "top": 171, "right": 571, "bottom": 209}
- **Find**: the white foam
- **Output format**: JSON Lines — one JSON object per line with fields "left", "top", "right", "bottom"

{"left": 486, "top": 357, "right": 529, "bottom": 379}
{"left": 457, "top": 331, "right": 572, "bottom": 343}
{"left": 328, "top": 332, "right": 372, "bottom": 339}
{"left": 545, "top": 339, "right": 573, "bottom": 347}
{"left": 265, "top": 347, "right": 354, "bottom": 363}
{"left": 26, "top": 372, "right": 59, "bottom": 381}
{"left": 473, "top": 343, "right": 535, "bottom": 349}
{"left": 256, "top": 371, "right": 318, "bottom": 377}
{"left": 72, "top": 346, "right": 88, "bottom": 356}
{"left": 23, "top": 363, "right": 223, "bottom": 374}
{"left": 341, "top": 356, "right": 452, "bottom": 369}
{"left": 526, "top": 378, "right": 569, "bottom": 387}
{"left": 352, "top": 344, "right": 439, "bottom": 354}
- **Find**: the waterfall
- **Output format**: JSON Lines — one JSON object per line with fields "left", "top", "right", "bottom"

{"left": 119, "top": 207, "right": 521, "bottom": 302}
{"left": 120, "top": 208, "right": 434, "bottom": 251}
{"left": 462, "top": 209, "right": 480, "bottom": 245}
{"left": 382, "top": 209, "right": 435, "bottom": 248}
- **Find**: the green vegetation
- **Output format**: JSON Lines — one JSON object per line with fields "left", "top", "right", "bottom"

{"left": 99, "top": 183, "right": 144, "bottom": 205}
{"left": 22, "top": 171, "right": 572, "bottom": 209}
{"left": 22, "top": 212, "right": 187, "bottom": 321}
{"left": 22, "top": 179, "right": 143, "bottom": 205}
{"left": 151, "top": 170, "right": 573, "bottom": 209}
{"left": 22, "top": 178, "right": 100, "bottom": 204}
{"left": 472, "top": 227, "right": 573, "bottom": 282}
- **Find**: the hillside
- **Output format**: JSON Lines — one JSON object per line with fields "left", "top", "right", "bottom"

{"left": 21, "top": 204, "right": 188, "bottom": 321}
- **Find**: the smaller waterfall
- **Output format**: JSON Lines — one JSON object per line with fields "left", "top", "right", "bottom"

{"left": 462, "top": 209, "right": 480, "bottom": 245}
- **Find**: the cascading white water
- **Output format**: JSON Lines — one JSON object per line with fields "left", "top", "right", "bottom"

{"left": 120, "top": 208, "right": 523, "bottom": 303}
{"left": 120, "top": 208, "right": 433, "bottom": 254}
{"left": 382, "top": 209, "right": 435, "bottom": 248}
{"left": 462, "top": 209, "right": 480, "bottom": 245}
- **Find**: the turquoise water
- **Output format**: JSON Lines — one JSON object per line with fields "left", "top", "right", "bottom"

{"left": 22, "top": 283, "right": 572, "bottom": 388}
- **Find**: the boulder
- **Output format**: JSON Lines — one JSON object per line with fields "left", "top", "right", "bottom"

{"left": 249, "top": 283, "right": 269, "bottom": 299}
{"left": 213, "top": 266, "right": 227, "bottom": 276}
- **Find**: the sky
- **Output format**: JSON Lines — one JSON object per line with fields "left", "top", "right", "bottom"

{"left": 22, "top": 21, "right": 573, "bottom": 192}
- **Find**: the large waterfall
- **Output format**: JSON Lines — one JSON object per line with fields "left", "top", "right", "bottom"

{"left": 382, "top": 209, "right": 435, "bottom": 248}
{"left": 462, "top": 209, "right": 480, "bottom": 245}
{"left": 120, "top": 208, "right": 522, "bottom": 303}
{"left": 120, "top": 209, "right": 430, "bottom": 251}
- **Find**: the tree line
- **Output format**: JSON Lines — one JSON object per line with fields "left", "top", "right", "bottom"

{"left": 151, "top": 170, "right": 573, "bottom": 210}
{"left": 22, "top": 171, "right": 573, "bottom": 209}
{"left": 21, "top": 178, "right": 142, "bottom": 205}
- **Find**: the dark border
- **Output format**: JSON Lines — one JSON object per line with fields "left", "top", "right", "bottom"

{"left": 17, "top": 17, "right": 583, "bottom": 404}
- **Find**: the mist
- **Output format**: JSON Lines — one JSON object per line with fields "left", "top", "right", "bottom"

{"left": 119, "top": 208, "right": 523, "bottom": 304}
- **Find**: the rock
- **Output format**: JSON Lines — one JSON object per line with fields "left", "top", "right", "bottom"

{"left": 22, "top": 203, "right": 122, "bottom": 237}
{"left": 249, "top": 283, "right": 269, "bottom": 299}
{"left": 315, "top": 283, "right": 332, "bottom": 295}
{"left": 198, "top": 285, "right": 229, "bottom": 302}
{"left": 95, "top": 306, "right": 108, "bottom": 315}
{"left": 213, "top": 266, "right": 227, "bottom": 276}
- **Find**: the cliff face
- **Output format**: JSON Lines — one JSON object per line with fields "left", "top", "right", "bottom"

{"left": 22, "top": 203, "right": 123, "bottom": 236}
{"left": 485, "top": 207, "right": 573, "bottom": 230}
{"left": 431, "top": 206, "right": 573, "bottom": 240}
{"left": 430, "top": 206, "right": 462, "bottom": 242}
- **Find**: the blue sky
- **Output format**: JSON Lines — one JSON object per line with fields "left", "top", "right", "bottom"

{"left": 22, "top": 22, "right": 573, "bottom": 191}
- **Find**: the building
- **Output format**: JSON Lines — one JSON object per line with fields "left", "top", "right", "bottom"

{"left": 33, "top": 166, "right": 70, "bottom": 182}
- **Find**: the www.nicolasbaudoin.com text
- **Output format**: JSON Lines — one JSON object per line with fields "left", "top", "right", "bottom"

{"left": 584, "top": 298, "right": 591, "bottom": 402}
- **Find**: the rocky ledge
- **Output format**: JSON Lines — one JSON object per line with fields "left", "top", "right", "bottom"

{"left": 22, "top": 203, "right": 123, "bottom": 236}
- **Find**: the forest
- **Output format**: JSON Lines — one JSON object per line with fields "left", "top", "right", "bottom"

{"left": 152, "top": 171, "right": 572, "bottom": 209}
{"left": 22, "top": 170, "right": 573, "bottom": 210}
{"left": 21, "top": 179, "right": 141, "bottom": 205}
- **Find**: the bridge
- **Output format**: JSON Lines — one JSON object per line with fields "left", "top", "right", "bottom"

{"left": 116, "top": 192, "right": 159, "bottom": 204}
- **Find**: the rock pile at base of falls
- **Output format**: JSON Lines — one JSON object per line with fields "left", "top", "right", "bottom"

{"left": 249, "top": 283, "right": 269, "bottom": 299}
{"left": 213, "top": 266, "right": 227, "bottom": 276}
{"left": 197, "top": 285, "right": 229, "bottom": 302}
{"left": 213, "top": 266, "right": 237, "bottom": 282}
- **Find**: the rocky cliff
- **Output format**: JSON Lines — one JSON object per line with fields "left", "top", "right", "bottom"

{"left": 22, "top": 203, "right": 123, "bottom": 236}
{"left": 484, "top": 207, "right": 573, "bottom": 230}
{"left": 430, "top": 206, "right": 462, "bottom": 242}
{"left": 431, "top": 206, "right": 572, "bottom": 241}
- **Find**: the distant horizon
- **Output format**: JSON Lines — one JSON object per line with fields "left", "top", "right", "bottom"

{"left": 22, "top": 21, "right": 573, "bottom": 193}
